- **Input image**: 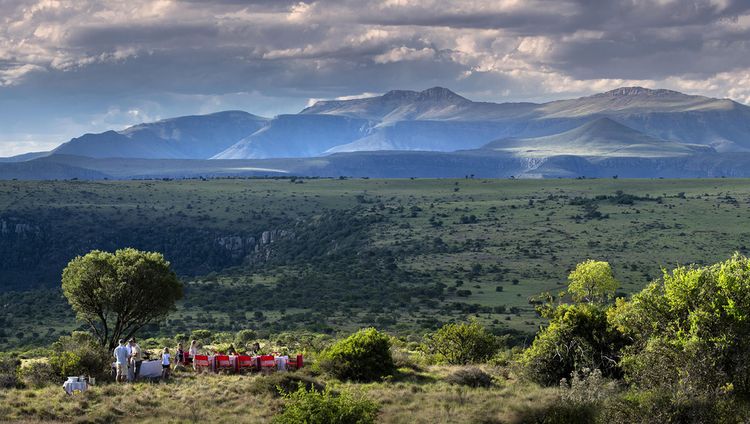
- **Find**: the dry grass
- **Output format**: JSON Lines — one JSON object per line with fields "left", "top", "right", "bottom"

{"left": 0, "top": 366, "right": 563, "bottom": 423}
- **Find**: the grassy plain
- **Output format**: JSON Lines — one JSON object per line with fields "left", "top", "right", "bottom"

{"left": 2, "top": 178, "right": 750, "bottom": 349}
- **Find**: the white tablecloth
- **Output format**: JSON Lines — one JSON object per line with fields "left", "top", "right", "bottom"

{"left": 63, "top": 380, "right": 87, "bottom": 394}
{"left": 139, "top": 360, "right": 162, "bottom": 378}
{"left": 112, "top": 360, "right": 163, "bottom": 380}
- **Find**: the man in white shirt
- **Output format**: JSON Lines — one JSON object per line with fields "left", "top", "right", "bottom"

{"left": 129, "top": 338, "right": 143, "bottom": 381}
{"left": 113, "top": 339, "right": 130, "bottom": 383}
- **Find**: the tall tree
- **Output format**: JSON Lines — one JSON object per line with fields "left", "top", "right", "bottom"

{"left": 62, "top": 248, "right": 183, "bottom": 349}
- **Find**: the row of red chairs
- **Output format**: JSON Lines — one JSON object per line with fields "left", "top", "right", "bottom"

{"left": 191, "top": 354, "right": 303, "bottom": 373}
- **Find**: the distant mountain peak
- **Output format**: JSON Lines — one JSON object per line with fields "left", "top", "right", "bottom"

{"left": 380, "top": 87, "right": 467, "bottom": 102}
{"left": 596, "top": 86, "right": 687, "bottom": 98}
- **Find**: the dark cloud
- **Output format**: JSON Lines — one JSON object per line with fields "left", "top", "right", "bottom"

{"left": 1, "top": 0, "right": 750, "bottom": 155}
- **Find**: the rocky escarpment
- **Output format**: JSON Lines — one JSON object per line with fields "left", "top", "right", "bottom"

{"left": 215, "top": 228, "right": 294, "bottom": 261}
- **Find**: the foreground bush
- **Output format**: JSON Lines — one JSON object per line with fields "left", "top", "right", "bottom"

{"left": 0, "top": 356, "right": 20, "bottom": 388}
{"left": 424, "top": 321, "right": 500, "bottom": 365}
{"left": 319, "top": 328, "right": 394, "bottom": 382}
{"left": 18, "top": 360, "right": 56, "bottom": 388}
{"left": 610, "top": 253, "right": 750, "bottom": 397}
{"left": 444, "top": 367, "right": 493, "bottom": 388}
{"left": 249, "top": 372, "right": 326, "bottom": 397}
{"left": 521, "top": 303, "right": 626, "bottom": 386}
{"left": 49, "top": 332, "right": 110, "bottom": 380}
{"left": 598, "top": 390, "right": 750, "bottom": 424}
{"left": 273, "top": 386, "right": 379, "bottom": 424}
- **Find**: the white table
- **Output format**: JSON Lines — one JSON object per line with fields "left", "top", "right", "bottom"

{"left": 63, "top": 379, "right": 87, "bottom": 394}
{"left": 139, "top": 360, "right": 163, "bottom": 379}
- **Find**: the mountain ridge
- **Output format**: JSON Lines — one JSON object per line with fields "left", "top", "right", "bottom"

{"left": 5, "top": 86, "right": 750, "bottom": 171}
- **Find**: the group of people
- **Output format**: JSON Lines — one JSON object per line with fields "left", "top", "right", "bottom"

{"left": 113, "top": 338, "right": 264, "bottom": 382}
{"left": 113, "top": 338, "right": 145, "bottom": 382}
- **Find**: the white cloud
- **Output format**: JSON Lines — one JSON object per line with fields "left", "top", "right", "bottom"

{"left": 373, "top": 46, "right": 435, "bottom": 63}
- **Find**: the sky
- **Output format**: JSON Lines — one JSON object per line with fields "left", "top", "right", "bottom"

{"left": 1, "top": 0, "right": 750, "bottom": 156}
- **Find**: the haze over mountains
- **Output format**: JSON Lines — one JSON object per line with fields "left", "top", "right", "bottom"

{"left": 3, "top": 86, "right": 750, "bottom": 179}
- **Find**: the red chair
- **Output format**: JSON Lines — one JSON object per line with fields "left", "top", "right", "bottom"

{"left": 295, "top": 354, "right": 304, "bottom": 369}
{"left": 193, "top": 355, "right": 210, "bottom": 372}
{"left": 259, "top": 355, "right": 275, "bottom": 373}
{"left": 237, "top": 355, "right": 256, "bottom": 373}
{"left": 215, "top": 355, "right": 233, "bottom": 373}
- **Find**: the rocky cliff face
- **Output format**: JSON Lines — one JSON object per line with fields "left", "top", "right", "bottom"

{"left": 215, "top": 228, "right": 294, "bottom": 261}
{"left": 0, "top": 219, "right": 39, "bottom": 236}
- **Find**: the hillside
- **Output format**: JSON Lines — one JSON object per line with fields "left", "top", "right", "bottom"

{"left": 481, "top": 118, "right": 714, "bottom": 158}
{"left": 2, "top": 178, "right": 750, "bottom": 350}
{"left": 53, "top": 111, "right": 268, "bottom": 159}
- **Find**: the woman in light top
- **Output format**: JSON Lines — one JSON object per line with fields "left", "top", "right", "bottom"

{"left": 161, "top": 347, "right": 171, "bottom": 380}
{"left": 188, "top": 340, "right": 198, "bottom": 362}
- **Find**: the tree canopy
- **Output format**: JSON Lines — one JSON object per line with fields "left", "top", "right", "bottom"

{"left": 62, "top": 248, "right": 183, "bottom": 349}
{"left": 567, "top": 260, "right": 619, "bottom": 303}
{"left": 610, "top": 253, "right": 750, "bottom": 396}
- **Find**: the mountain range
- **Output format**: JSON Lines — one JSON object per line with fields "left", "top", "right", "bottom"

{"left": 2, "top": 86, "right": 750, "bottom": 179}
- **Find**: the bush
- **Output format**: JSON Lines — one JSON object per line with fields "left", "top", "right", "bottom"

{"left": 249, "top": 372, "right": 326, "bottom": 397}
{"left": 319, "top": 328, "right": 394, "bottom": 382}
{"left": 273, "top": 386, "right": 379, "bottom": 424}
{"left": 444, "top": 367, "right": 493, "bottom": 388}
{"left": 190, "top": 329, "right": 212, "bottom": 345}
{"left": 49, "top": 332, "right": 110, "bottom": 380}
{"left": 235, "top": 329, "right": 257, "bottom": 349}
{"left": 424, "top": 321, "right": 500, "bottom": 365}
{"left": 610, "top": 254, "right": 750, "bottom": 396}
{"left": 599, "top": 390, "right": 750, "bottom": 424}
{"left": 212, "top": 331, "right": 234, "bottom": 344}
{"left": 18, "top": 361, "right": 56, "bottom": 388}
{"left": 0, "top": 356, "right": 20, "bottom": 388}
{"left": 521, "top": 304, "right": 626, "bottom": 386}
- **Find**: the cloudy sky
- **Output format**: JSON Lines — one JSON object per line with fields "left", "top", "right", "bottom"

{"left": 1, "top": 0, "right": 750, "bottom": 156}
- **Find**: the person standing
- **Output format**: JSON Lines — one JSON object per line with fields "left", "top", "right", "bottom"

{"left": 161, "top": 347, "right": 171, "bottom": 380}
{"left": 129, "top": 338, "right": 143, "bottom": 381}
{"left": 188, "top": 340, "right": 199, "bottom": 367}
{"left": 113, "top": 339, "right": 130, "bottom": 383}
{"left": 175, "top": 342, "right": 185, "bottom": 368}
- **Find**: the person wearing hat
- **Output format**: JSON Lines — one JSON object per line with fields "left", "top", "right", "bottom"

{"left": 129, "top": 338, "right": 143, "bottom": 381}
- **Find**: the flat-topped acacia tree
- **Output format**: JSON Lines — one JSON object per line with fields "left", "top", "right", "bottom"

{"left": 61, "top": 248, "right": 183, "bottom": 349}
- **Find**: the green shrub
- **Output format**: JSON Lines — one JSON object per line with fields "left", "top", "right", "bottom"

{"left": 319, "top": 328, "right": 394, "bottom": 382}
{"left": 599, "top": 390, "right": 750, "bottom": 424}
{"left": 273, "top": 386, "right": 379, "bottom": 424}
{"left": 248, "top": 372, "right": 325, "bottom": 397}
{"left": 520, "top": 304, "right": 626, "bottom": 386}
{"left": 48, "top": 332, "right": 110, "bottom": 380}
{"left": 190, "top": 329, "right": 212, "bottom": 345}
{"left": 18, "top": 361, "right": 56, "bottom": 388}
{"left": 516, "top": 400, "right": 597, "bottom": 424}
{"left": 0, "top": 356, "right": 20, "bottom": 388}
{"left": 212, "top": 331, "right": 234, "bottom": 344}
{"left": 424, "top": 321, "right": 500, "bottom": 365}
{"left": 235, "top": 329, "right": 257, "bottom": 349}
{"left": 444, "top": 367, "right": 493, "bottom": 388}
{"left": 610, "top": 254, "right": 750, "bottom": 396}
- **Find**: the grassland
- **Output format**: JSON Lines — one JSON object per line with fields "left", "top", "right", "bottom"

{"left": 2, "top": 178, "right": 750, "bottom": 349}
{"left": 0, "top": 364, "right": 564, "bottom": 424}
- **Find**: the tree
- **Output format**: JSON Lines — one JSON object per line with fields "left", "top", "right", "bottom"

{"left": 62, "top": 248, "right": 183, "bottom": 349}
{"left": 609, "top": 253, "right": 750, "bottom": 396}
{"left": 567, "top": 260, "right": 618, "bottom": 303}
{"left": 424, "top": 320, "right": 500, "bottom": 365}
